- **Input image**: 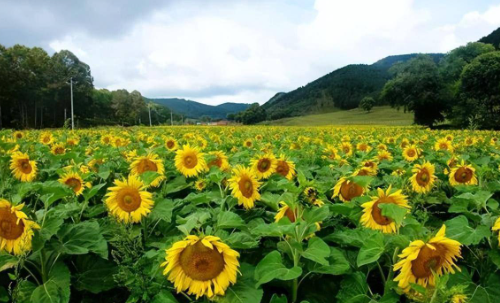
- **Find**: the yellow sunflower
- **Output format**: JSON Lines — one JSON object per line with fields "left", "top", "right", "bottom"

{"left": 402, "top": 145, "right": 420, "bottom": 162}
{"left": 51, "top": 143, "right": 66, "bottom": 155}
{"left": 449, "top": 161, "right": 477, "bottom": 186}
{"left": 228, "top": 165, "right": 261, "bottom": 209}
{"left": 165, "top": 137, "right": 178, "bottom": 151}
{"left": 12, "top": 131, "right": 24, "bottom": 141}
{"left": 377, "top": 150, "right": 393, "bottom": 162}
{"left": 303, "top": 187, "right": 324, "bottom": 206}
{"left": 410, "top": 162, "right": 436, "bottom": 194}
{"left": 332, "top": 177, "right": 366, "bottom": 202}
{"left": 451, "top": 294, "right": 467, "bottom": 303}
{"left": 356, "top": 142, "right": 372, "bottom": 152}
{"left": 275, "top": 154, "right": 296, "bottom": 180}
{"left": 434, "top": 138, "right": 453, "bottom": 152}
{"left": 0, "top": 199, "right": 40, "bottom": 255}
{"left": 130, "top": 153, "right": 166, "bottom": 187}
{"left": 360, "top": 186, "right": 410, "bottom": 233}
{"left": 39, "top": 132, "right": 54, "bottom": 145}
{"left": 492, "top": 217, "right": 500, "bottom": 246}
{"left": 324, "top": 145, "right": 340, "bottom": 160}
{"left": 208, "top": 151, "right": 230, "bottom": 171}
{"left": 101, "top": 134, "right": 113, "bottom": 145}
{"left": 360, "top": 160, "right": 378, "bottom": 176}
{"left": 394, "top": 225, "right": 462, "bottom": 291}
{"left": 161, "top": 235, "right": 240, "bottom": 299}
{"left": 105, "top": 174, "right": 154, "bottom": 223}
{"left": 175, "top": 144, "right": 208, "bottom": 178}
{"left": 274, "top": 201, "right": 297, "bottom": 222}
{"left": 251, "top": 153, "right": 277, "bottom": 179}
{"left": 195, "top": 179, "right": 207, "bottom": 191}
{"left": 10, "top": 152, "right": 37, "bottom": 182}
{"left": 340, "top": 142, "right": 353, "bottom": 157}
{"left": 59, "top": 172, "right": 85, "bottom": 196}
{"left": 243, "top": 139, "right": 253, "bottom": 148}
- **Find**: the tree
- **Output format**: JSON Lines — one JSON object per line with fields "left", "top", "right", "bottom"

{"left": 380, "top": 55, "right": 447, "bottom": 127}
{"left": 452, "top": 51, "right": 500, "bottom": 129}
{"left": 238, "top": 103, "right": 267, "bottom": 124}
{"left": 359, "top": 97, "right": 375, "bottom": 112}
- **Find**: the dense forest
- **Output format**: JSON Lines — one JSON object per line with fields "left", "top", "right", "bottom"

{"left": 0, "top": 45, "right": 180, "bottom": 129}
{"left": 152, "top": 98, "right": 249, "bottom": 119}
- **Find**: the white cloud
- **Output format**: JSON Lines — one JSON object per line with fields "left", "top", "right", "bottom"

{"left": 47, "top": 0, "right": 500, "bottom": 106}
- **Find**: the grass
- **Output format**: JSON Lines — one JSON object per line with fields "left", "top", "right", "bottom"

{"left": 264, "top": 106, "right": 414, "bottom": 126}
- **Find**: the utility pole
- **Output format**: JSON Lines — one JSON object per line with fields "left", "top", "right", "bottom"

{"left": 70, "top": 77, "right": 74, "bottom": 130}
{"left": 171, "top": 110, "right": 173, "bottom": 126}
{"left": 148, "top": 103, "right": 152, "bottom": 127}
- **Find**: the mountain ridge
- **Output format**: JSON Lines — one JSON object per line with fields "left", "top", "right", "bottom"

{"left": 150, "top": 97, "right": 250, "bottom": 119}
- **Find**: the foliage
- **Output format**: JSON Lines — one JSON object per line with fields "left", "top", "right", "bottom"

{"left": 0, "top": 125, "right": 499, "bottom": 303}
{"left": 359, "top": 97, "right": 376, "bottom": 112}
{"left": 234, "top": 103, "right": 267, "bottom": 124}
{"left": 152, "top": 98, "right": 250, "bottom": 120}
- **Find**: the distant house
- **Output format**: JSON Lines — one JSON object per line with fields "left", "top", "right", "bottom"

{"left": 216, "top": 120, "right": 229, "bottom": 126}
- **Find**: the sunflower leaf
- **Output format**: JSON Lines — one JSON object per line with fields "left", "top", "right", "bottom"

{"left": 301, "top": 237, "right": 330, "bottom": 266}
{"left": 379, "top": 203, "right": 407, "bottom": 226}
{"left": 217, "top": 211, "right": 245, "bottom": 229}
{"left": 357, "top": 232, "right": 385, "bottom": 267}
{"left": 254, "top": 251, "right": 302, "bottom": 287}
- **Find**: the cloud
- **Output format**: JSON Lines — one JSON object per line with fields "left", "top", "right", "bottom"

{"left": 2, "top": 0, "right": 500, "bottom": 105}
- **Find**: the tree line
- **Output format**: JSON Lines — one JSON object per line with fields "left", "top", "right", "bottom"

{"left": 0, "top": 44, "right": 180, "bottom": 129}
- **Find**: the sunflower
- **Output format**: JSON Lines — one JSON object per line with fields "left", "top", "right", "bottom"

{"left": 105, "top": 174, "right": 154, "bottom": 223}
{"left": 51, "top": 143, "right": 66, "bottom": 155}
{"left": 356, "top": 142, "right": 372, "bottom": 152}
{"left": 59, "top": 172, "right": 85, "bottom": 196}
{"left": 303, "top": 187, "right": 324, "bottom": 206}
{"left": 12, "top": 131, "right": 24, "bottom": 141}
{"left": 360, "top": 160, "right": 378, "bottom": 176}
{"left": 449, "top": 161, "right": 477, "bottom": 186}
{"left": 10, "top": 152, "right": 37, "bottom": 182}
{"left": 0, "top": 200, "right": 40, "bottom": 255}
{"left": 275, "top": 201, "right": 296, "bottom": 222}
{"left": 360, "top": 186, "right": 410, "bottom": 233}
{"left": 101, "top": 135, "right": 113, "bottom": 145}
{"left": 175, "top": 144, "right": 208, "bottom": 177}
{"left": 161, "top": 235, "right": 240, "bottom": 299}
{"left": 332, "top": 177, "right": 365, "bottom": 202}
{"left": 165, "top": 137, "right": 178, "bottom": 151}
{"left": 410, "top": 162, "right": 436, "bottom": 194}
{"left": 228, "top": 166, "right": 261, "bottom": 209}
{"left": 492, "top": 217, "right": 500, "bottom": 246}
{"left": 208, "top": 151, "right": 230, "bottom": 171}
{"left": 403, "top": 145, "right": 420, "bottom": 162}
{"left": 324, "top": 145, "right": 340, "bottom": 160}
{"left": 243, "top": 139, "right": 253, "bottom": 148}
{"left": 340, "top": 142, "right": 353, "bottom": 156}
{"left": 377, "top": 150, "right": 393, "bottom": 162}
{"left": 451, "top": 294, "right": 467, "bottom": 303}
{"left": 393, "top": 225, "right": 462, "bottom": 291}
{"left": 251, "top": 153, "right": 277, "bottom": 179}
{"left": 275, "top": 154, "right": 296, "bottom": 180}
{"left": 39, "top": 132, "right": 54, "bottom": 145}
{"left": 130, "top": 153, "right": 166, "bottom": 187}
{"left": 434, "top": 138, "right": 453, "bottom": 152}
{"left": 66, "top": 137, "right": 79, "bottom": 146}
{"left": 195, "top": 179, "right": 207, "bottom": 191}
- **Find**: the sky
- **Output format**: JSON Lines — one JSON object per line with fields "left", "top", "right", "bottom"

{"left": 1, "top": 0, "right": 500, "bottom": 105}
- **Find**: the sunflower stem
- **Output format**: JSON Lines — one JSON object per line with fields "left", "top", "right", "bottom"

{"left": 384, "top": 247, "right": 400, "bottom": 294}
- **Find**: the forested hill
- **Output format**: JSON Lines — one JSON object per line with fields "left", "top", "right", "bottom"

{"left": 261, "top": 53, "right": 444, "bottom": 120}
{"left": 479, "top": 27, "right": 500, "bottom": 49}
{"left": 151, "top": 98, "right": 250, "bottom": 119}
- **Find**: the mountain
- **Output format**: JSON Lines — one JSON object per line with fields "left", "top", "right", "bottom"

{"left": 151, "top": 98, "right": 250, "bottom": 119}
{"left": 262, "top": 54, "right": 444, "bottom": 119}
{"left": 479, "top": 27, "right": 500, "bottom": 49}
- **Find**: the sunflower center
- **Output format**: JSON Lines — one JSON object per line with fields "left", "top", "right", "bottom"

{"left": 184, "top": 154, "right": 198, "bottom": 169}
{"left": 238, "top": 177, "right": 254, "bottom": 198}
{"left": 285, "top": 208, "right": 296, "bottom": 222}
{"left": 439, "top": 143, "right": 448, "bottom": 149}
{"left": 166, "top": 141, "right": 174, "bottom": 149}
{"left": 0, "top": 208, "right": 25, "bottom": 240}
{"left": 18, "top": 159, "right": 33, "bottom": 174}
{"left": 209, "top": 157, "right": 222, "bottom": 168}
{"left": 117, "top": 187, "right": 142, "bottom": 212}
{"left": 411, "top": 245, "right": 444, "bottom": 279}
{"left": 454, "top": 167, "right": 473, "bottom": 183}
{"left": 179, "top": 241, "right": 225, "bottom": 281}
{"left": 43, "top": 137, "right": 50, "bottom": 143}
{"left": 245, "top": 141, "right": 252, "bottom": 147}
{"left": 371, "top": 197, "right": 394, "bottom": 226}
{"left": 258, "top": 159, "right": 270, "bottom": 172}
{"left": 65, "top": 178, "right": 82, "bottom": 193}
{"left": 340, "top": 181, "right": 363, "bottom": 201}
{"left": 276, "top": 161, "right": 289, "bottom": 177}
{"left": 407, "top": 149, "right": 416, "bottom": 157}
{"left": 137, "top": 159, "right": 158, "bottom": 174}
{"left": 343, "top": 147, "right": 350, "bottom": 153}
{"left": 416, "top": 169, "right": 430, "bottom": 186}
{"left": 55, "top": 147, "right": 64, "bottom": 154}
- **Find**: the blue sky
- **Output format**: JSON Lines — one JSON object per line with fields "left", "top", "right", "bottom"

{"left": 1, "top": 0, "right": 500, "bottom": 105}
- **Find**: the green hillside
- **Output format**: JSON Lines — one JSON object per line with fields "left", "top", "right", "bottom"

{"left": 262, "top": 54, "right": 444, "bottom": 120}
{"left": 151, "top": 98, "right": 250, "bottom": 119}
{"left": 479, "top": 27, "right": 500, "bottom": 49}
{"left": 264, "top": 106, "right": 413, "bottom": 126}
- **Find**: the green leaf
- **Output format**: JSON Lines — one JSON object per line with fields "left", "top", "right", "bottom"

{"left": 164, "top": 176, "right": 190, "bottom": 194}
{"left": 303, "top": 206, "right": 330, "bottom": 223}
{"left": 0, "top": 252, "right": 17, "bottom": 272}
{"left": 469, "top": 274, "right": 500, "bottom": 303}
{"left": 150, "top": 199, "right": 174, "bottom": 223}
{"left": 379, "top": 203, "right": 407, "bottom": 226}
{"left": 52, "top": 221, "right": 108, "bottom": 259}
{"left": 39, "top": 210, "right": 64, "bottom": 241}
{"left": 270, "top": 294, "right": 288, "bottom": 303}
{"left": 217, "top": 211, "right": 245, "bottom": 229}
{"left": 445, "top": 216, "right": 491, "bottom": 245}
{"left": 488, "top": 249, "right": 500, "bottom": 269}
{"left": 357, "top": 233, "right": 385, "bottom": 267}
{"left": 254, "top": 251, "right": 302, "bottom": 287}
{"left": 74, "top": 255, "right": 118, "bottom": 294}
{"left": 14, "top": 280, "right": 36, "bottom": 303}
{"left": 139, "top": 171, "right": 161, "bottom": 187}
{"left": 30, "top": 262, "right": 70, "bottom": 303}
{"left": 309, "top": 247, "right": 350, "bottom": 275}
{"left": 336, "top": 272, "right": 369, "bottom": 303}
{"left": 151, "top": 290, "right": 179, "bottom": 303}
{"left": 302, "top": 237, "right": 330, "bottom": 265}
{"left": 82, "top": 183, "right": 106, "bottom": 201}
{"left": 217, "top": 263, "right": 263, "bottom": 303}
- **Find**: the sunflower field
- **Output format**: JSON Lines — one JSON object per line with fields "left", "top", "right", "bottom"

{"left": 0, "top": 126, "right": 500, "bottom": 303}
